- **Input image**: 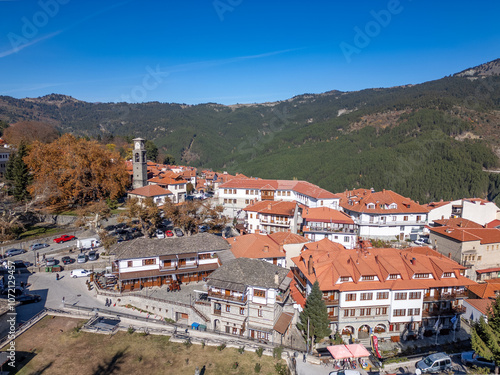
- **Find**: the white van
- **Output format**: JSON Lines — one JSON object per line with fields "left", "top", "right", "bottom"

{"left": 70, "top": 269, "right": 91, "bottom": 278}
{"left": 76, "top": 238, "right": 101, "bottom": 250}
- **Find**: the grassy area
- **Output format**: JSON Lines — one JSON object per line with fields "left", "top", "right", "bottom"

{"left": 8, "top": 316, "right": 286, "bottom": 375}
{"left": 17, "top": 225, "right": 64, "bottom": 241}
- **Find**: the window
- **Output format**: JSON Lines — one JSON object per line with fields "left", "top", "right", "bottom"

{"left": 224, "top": 189, "right": 227, "bottom": 194}
{"left": 403, "top": 216, "right": 408, "bottom": 221}
{"left": 393, "top": 309, "right": 406, "bottom": 317}
{"left": 225, "top": 326, "right": 230, "bottom": 333}
{"left": 233, "top": 189, "right": 236, "bottom": 194}
{"left": 388, "top": 274, "right": 398, "bottom": 279}
{"left": 232, "top": 327, "right": 238, "bottom": 335}
{"left": 414, "top": 273, "right": 430, "bottom": 279}
{"left": 369, "top": 216, "right": 374, "bottom": 223}
{"left": 240, "top": 308, "right": 245, "bottom": 315}
{"left": 246, "top": 190, "right": 249, "bottom": 195}
{"left": 250, "top": 213, "right": 253, "bottom": 219}
{"left": 349, "top": 309, "right": 355, "bottom": 316}
{"left": 365, "top": 308, "right": 371, "bottom": 316}
{"left": 360, "top": 308, "right": 365, "bottom": 316}
{"left": 287, "top": 191, "right": 290, "bottom": 196}
{"left": 258, "top": 309, "right": 263, "bottom": 317}
{"left": 477, "top": 256, "right": 482, "bottom": 261}
{"left": 487, "top": 246, "right": 490, "bottom": 251}
{"left": 345, "top": 293, "right": 356, "bottom": 301}
{"left": 392, "top": 216, "right": 397, "bottom": 221}
{"left": 362, "top": 276, "right": 375, "bottom": 281}
{"left": 142, "top": 258, "right": 156, "bottom": 266}
{"left": 409, "top": 292, "right": 421, "bottom": 299}
{"left": 360, "top": 293, "right": 373, "bottom": 300}
{"left": 245, "top": 199, "right": 249, "bottom": 204}
{"left": 344, "top": 236, "right": 349, "bottom": 242}
{"left": 127, "top": 261, "right": 133, "bottom": 267}
{"left": 377, "top": 292, "right": 389, "bottom": 300}
{"left": 226, "top": 305, "right": 231, "bottom": 312}
{"left": 443, "top": 272, "right": 453, "bottom": 277}
{"left": 340, "top": 276, "right": 350, "bottom": 282}
{"left": 344, "top": 309, "right": 349, "bottom": 317}
{"left": 394, "top": 292, "right": 407, "bottom": 300}
{"left": 254, "top": 289, "right": 266, "bottom": 298}
{"left": 224, "top": 199, "right": 228, "bottom": 204}
{"left": 376, "top": 307, "right": 388, "bottom": 315}
{"left": 417, "top": 215, "right": 421, "bottom": 222}
{"left": 408, "top": 308, "right": 420, "bottom": 316}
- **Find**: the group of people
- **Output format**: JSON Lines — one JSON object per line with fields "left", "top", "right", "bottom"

{"left": 105, "top": 298, "right": 113, "bottom": 307}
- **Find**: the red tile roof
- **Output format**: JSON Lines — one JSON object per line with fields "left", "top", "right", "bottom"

{"left": 291, "top": 240, "right": 474, "bottom": 292}
{"left": 220, "top": 179, "right": 339, "bottom": 199}
{"left": 433, "top": 218, "right": 483, "bottom": 228}
{"left": 338, "top": 189, "right": 429, "bottom": 214}
{"left": 268, "top": 232, "right": 308, "bottom": 245}
{"left": 487, "top": 219, "right": 500, "bottom": 228}
{"left": 465, "top": 298, "right": 493, "bottom": 315}
{"left": 290, "top": 278, "right": 306, "bottom": 307}
{"left": 128, "top": 185, "right": 173, "bottom": 197}
{"left": 430, "top": 227, "right": 500, "bottom": 244}
{"left": 302, "top": 207, "right": 354, "bottom": 224}
{"left": 243, "top": 200, "right": 297, "bottom": 216}
{"left": 148, "top": 176, "right": 186, "bottom": 185}
{"left": 467, "top": 283, "right": 500, "bottom": 299}
{"left": 227, "top": 233, "right": 285, "bottom": 259}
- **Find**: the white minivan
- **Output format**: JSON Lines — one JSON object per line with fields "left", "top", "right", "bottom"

{"left": 71, "top": 269, "right": 91, "bottom": 278}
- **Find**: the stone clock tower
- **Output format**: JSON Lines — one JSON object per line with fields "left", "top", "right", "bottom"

{"left": 132, "top": 138, "right": 147, "bottom": 189}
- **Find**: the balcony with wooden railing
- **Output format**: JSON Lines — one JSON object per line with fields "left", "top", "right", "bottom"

{"left": 292, "top": 267, "right": 308, "bottom": 289}
{"left": 304, "top": 226, "right": 356, "bottom": 234}
{"left": 328, "top": 312, "right": 339, "bottom": 322}
{"left": 423, "top": 290, "right": 468, "bottom": 302}
{"left": 208, "top": 290, "right": 248, "bottom": 304}
{"left": 322, "top": 295, "right": 339, "bottom": 306}
{"left": 276, "top": 289, "right": 290, "bottom": 303}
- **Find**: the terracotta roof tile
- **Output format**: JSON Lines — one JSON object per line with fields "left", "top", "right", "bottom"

{"left": 302, "top": 207, "right": 354, "bottom": 224}
{"left": 468, "top": 283, "right": 500, "bottom": 299}
{"left": 243, "top": 200, "right": 297, "bottom": 216}
{"left": 227, "top": 233, "right": 285, "bottom": 259}
{"left": 338, "top": 189, "right": 429, "bottom": 214}
{"left": 430, "top": 227, "right": 500, "bottom": 244}
{"left": 465, "top": 298, "right": 493, "bottom": 315}
{"left": 128, "top": 185, "right": 173, "bottom": 197}
{"left": 433, "top": 218, "right": 483, "bottom": 228}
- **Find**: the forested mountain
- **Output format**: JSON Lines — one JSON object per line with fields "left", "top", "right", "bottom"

{"left": 1, "top": 59, "right": 500, "bottom": 204}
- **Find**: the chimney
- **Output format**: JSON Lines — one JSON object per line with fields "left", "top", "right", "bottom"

{"left": 448, "top": 252, "right": 451, "bottom": 258}
{"left": 308, "top": 255, "right": 313, "bottom": 275}
{"left": 263, "top": 245, "right": 269, "bottom": 253}
{"left": 275, "top": 271, "right": 279, "bottom": 285}
{"left": 268, "top": 203, "right": 272, "bottom": 210}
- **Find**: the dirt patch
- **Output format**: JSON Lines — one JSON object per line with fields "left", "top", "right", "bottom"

{"left": 7, "top": 316, "right": 285, "bottom": 375}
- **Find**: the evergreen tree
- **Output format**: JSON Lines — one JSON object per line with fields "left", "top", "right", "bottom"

{"left": 471, "top": 295, "right": 500, "bottom": 374}
{"left": 297, "top": 281, "right": 331, "bottom": 350}
{"left": 145, "top": 140, "right": 158, "bottom": 162}
{"left": 5, "top": 142, "right": 31, "bottom": 202}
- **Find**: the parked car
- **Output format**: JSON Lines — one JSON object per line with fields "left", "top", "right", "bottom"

{"left": 156, "top": 230, "right": 165, "bottom": 239}
{"left": 29, "top": 243, "right": 49, "bottom": 251}
{"left": 416, "top": 353, "right": 452, "bottom": 373}
{"left": 71, "top": 269, "right": 91, "bottom": 278}
{"left": 198, "top": 225, "right": 208, "bottom": 233}
{"left": 62, "top": 256, "right": 75, "bottom": 265}
{"left": 88, "top": 250, "right": 98, "bottom": 261}
{"left": 174, "top": 228, "right": 184, "bottom": 237}
{"left": 461, "top": 351, "right": 495, "bottom": 371}
{"left": 53, "top": 234, "right": 76, "bottom": 243}
{"left": 4, "top": 248, "right": 26, "bottom": 257}
{"left": 45, "top": 258, "right": 57, "bottom": 266}
{"left": 16, "top": 294, "right": 42, "bottom": 305}
{"left": 165, "top": 230, "right": 174, "bottom": 237}
{"left": 77, "top": 253, "right": 87, "bottom": 263}
{"left": 205, "top": 191, "right": 214, "bottom": 197}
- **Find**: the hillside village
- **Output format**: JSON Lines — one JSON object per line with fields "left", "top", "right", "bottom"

{"left": 1, "top": 133, "right": 500, "bottom": 373}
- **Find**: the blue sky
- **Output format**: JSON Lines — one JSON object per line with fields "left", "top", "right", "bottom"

{"left": 0, "top": 0, "right": 499, "bottom": 105}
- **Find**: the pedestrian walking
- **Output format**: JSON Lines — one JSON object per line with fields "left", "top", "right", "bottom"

{"left": 303, "top": 353, "right": 306, "bottom": 363}
{"left": 56, "top": 273, "right": 59, "bottom": 281}
{"left": 62, "top": 297, "right": 65, "bottom": 305}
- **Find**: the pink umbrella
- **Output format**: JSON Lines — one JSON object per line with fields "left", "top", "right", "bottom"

{"left": 327, "top": 345, "right": 353, "bottom": 359}
{"left": 345, "top": 343, "right": 370, "bottom": 358}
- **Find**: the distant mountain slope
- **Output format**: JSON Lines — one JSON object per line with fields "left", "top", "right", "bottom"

{"left": 1, "top": 59, "right": 500, "bottom": 203}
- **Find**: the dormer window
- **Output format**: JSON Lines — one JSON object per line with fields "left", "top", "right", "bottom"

{"left": 389, "top": 203, "right": 397, "bottom": 209}
{"left": 362, "top": 275, "right": 375, "bottom": 281}
{"left": 340, "top": 276, "right": 350, "bottom": 282}
{"left": 414, "top": 273, "right": 430, "bottom": 279}
{"left": 367, "top": 203, "right": 375, "bottom": 209}
{"left": 443, "top": 272, "right": 454, "bottom": 278}
{"left": 388, "top": 274, "right": 398, "bottom": 280}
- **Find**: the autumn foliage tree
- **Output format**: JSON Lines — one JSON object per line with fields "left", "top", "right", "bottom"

{"left": 119, "top": 197, "right": 162, "bottom": 238}
{"left": 24, "top": 134, "right": 129, "bottom": 211}
{"left": 3, "top": 121, "right": 59, "bottom": 146}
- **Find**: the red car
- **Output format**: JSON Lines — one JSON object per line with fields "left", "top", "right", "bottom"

{"left": 165, "top": 230, "right": 174, "bottom": 237}
{"left": 53, "top": 234, "right": 76, "bottom": 243}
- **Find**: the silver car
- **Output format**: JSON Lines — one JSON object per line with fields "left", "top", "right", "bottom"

{"left": 77, "top": 253, "right": 87, "bottom": 263}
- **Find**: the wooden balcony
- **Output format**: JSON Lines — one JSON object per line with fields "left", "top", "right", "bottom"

{"left": 213, "top": 309, "right": 221, "bottom": 316}
{"left": 292, "top": 267, "right": 308, "bottom": 289}
{"left": 328, "top": 312, "right": 339, "bottom": 322}
{"left": 276, "top": 290, "right": 290, "bottom": 303}
{"left": 422, "top": 305, "right": 466, "bottom": 317}
{"left": 322, "top": 295, "right": 339, "bottom": 305}
{"left": 208, "top": 290, "right": 247, "bottom": 304}
{"left": 423, "top": 290, "right": 468, "bottom": 302}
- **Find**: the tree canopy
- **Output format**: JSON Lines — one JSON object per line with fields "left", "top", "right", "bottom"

{"left": 297, "top": 280, "right": 331, "bottom": 349}
{"left": 3, "top": 121, "right": 59, "bottom": 146}
{"left": 4, "top": 141, "right": 31, "bottom": 202}
{"left": 24, "top": 134, "right": 129, "bottom": 211}
{"left": 471, "top": 296, "right": 500, "bottom": 373}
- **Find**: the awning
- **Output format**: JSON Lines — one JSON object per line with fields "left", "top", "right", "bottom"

{"left": 345, "top": 344, "right": 370, "bottom": 358}
{"left": 159, "top": 254, "right": 178, "bottom": 260}
{"left": 327, "top": 345, "right": 352, "bottom": 359}
{"left": 327, "top": 344, "right": 370, "bottom": 359}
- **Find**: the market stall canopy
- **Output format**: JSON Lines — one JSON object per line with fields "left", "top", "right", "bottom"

{"left": 327, "top": 345, "right": 353, "bottom": 359}
{"left": 345, "top": 343, "right": 370, "bottom": 358}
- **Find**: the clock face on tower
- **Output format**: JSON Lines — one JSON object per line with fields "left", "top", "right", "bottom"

{"left": 135, "top": 141, "right": 141, "bottom": 150}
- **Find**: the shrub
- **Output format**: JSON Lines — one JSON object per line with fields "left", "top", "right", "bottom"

{"left": 127, "top": 326, "right": 135, "bottom": 334}
{"left": 256, "top": 346, "right": 264, "bottom": 358}
{"left": 274, "top": 362, "right": 290, "bottom": 375}
{"left": 238, "top": 346, "right": 245, "bottom": 354}
{"left": 232, "top": 362, "right": 239, "bottom": 369}
{"left": 201, "top": 340, "right": 206, "bottom": 349}
{"left": 273, "top": 346, "right": 283, "bottom": 359}
{"left": 254, "top": 363, "right": 261, "bottom": 373}
{"left": 217, "top": 343, "right": 226, "bottom": 351}
{"left": 183, "top": 340, "right": 192, "bottom": 348}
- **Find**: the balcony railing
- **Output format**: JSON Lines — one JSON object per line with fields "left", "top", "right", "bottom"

{"left": 213, "top": 309, "right": 221, "bottom": 316}
{"left": 356, "top": 220, "right": 427, "bottom": 226}
{"left": 208, "top": 290, "right": 248, "bottom": 304}
{"left": 276, "top": 290, "right": 290, "bottom": 303}
{"left": 423, "top": 290, "right": 468, "bottom": 301}
{"left": 305, "top": 226, "right": 356, "bottom": 234}
{"left": 422, "top": 305, "right": 466, "bottom": 317}
{"left": 328, "top": 312, "right": 339, "bottom": 322}
{"left": 292, "top": 268, "right": 308, "bottom": 289}
{"left": 322, "top": 295, "right": 339, "bottom": 305}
